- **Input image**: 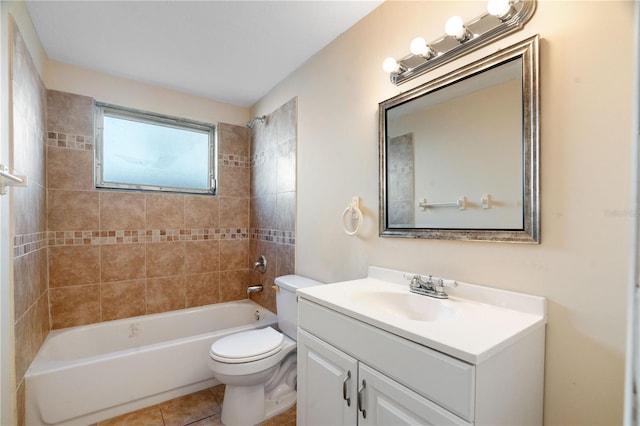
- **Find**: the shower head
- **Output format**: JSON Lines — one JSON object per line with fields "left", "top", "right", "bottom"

{"left": 246, "top": 115, "right": 266, "bottom": 129}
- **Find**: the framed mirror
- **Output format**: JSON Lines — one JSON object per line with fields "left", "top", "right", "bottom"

{"left": 379, "top": 35, "right": 539, "bottom": 243}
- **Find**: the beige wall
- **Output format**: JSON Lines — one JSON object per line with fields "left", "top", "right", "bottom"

{"left": 45, "top": 60, "right": 249, "bottom": 127}
{"left": 253, "top": 1, "right": 634, "bottom": 424}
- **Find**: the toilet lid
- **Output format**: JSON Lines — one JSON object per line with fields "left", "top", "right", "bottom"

{"left": 210, "top": 327, "right": 284, "bottom": 362}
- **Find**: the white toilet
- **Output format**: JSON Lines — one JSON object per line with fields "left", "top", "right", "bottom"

{"left": 208, "top": 275, "right": 321, "bottom": 426}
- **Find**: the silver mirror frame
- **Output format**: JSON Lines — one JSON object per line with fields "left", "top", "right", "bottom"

{"left": 379, "top": 34, "right": 539, "bottom": 243}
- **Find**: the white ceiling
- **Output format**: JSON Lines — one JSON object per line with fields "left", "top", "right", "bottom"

{"left": 25, "top": 1, "right": 383, "bottom": 107}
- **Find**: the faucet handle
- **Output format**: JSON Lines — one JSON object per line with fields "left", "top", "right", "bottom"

{"left": 433, "top": 278, "right": 458, "bottom": 295}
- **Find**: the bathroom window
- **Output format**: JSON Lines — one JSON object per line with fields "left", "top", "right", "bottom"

{"left": 95, "top": 103, "right": 216, "bottom": 195}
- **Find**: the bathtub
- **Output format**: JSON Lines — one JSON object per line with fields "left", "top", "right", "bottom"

{"left": 25, "top": 299, "right": 277, "bottom": 426}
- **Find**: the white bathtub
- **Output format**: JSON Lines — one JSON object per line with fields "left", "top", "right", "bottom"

{"left": 25, "top": 299, "right": 277, "bottom": 426}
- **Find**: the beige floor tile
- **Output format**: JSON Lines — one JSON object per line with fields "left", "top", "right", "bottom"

{"left": 98, "top": 406, "right": 164, "bottom": 426}
{"left": 159, "top": 388, "right": 220, "bottom": 426}
{"left": 186, "top": 413, "right": 224, "bottom": 426}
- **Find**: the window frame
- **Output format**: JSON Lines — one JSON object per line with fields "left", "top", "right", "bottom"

{"left": 94, "top": 102, "right": 217, "bottom": 195}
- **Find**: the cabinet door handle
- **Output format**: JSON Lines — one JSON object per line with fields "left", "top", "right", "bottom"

{"left": 357, "top": 379, "right": 367, "bottom": 419}
{"left": 342, "top": 370, "right": 351, "bottom": 406}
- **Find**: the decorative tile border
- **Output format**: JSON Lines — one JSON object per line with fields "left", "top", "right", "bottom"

{"left": 47, "top": 228, "right": 250, "bottom": 246}
{"left": 250, "top": 228, "right": 296, "bottom": 245}
{"left": 15, "top": 228, "right": 295, "bottom": 252}
{"left": 219, "top": 154, "right": 249, "bottom": 168}
{"left": 250, "top": 151, "right": 267, "bottom": 168}
{"left": 13, "top": 232, "right": 48, "bottom": 257}
{"left": 47, "top": 132, "right": 93, "bottom": 151}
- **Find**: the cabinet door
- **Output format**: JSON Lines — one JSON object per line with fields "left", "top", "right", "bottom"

{"left": 358, "top": 364, "right": 471, "bottom": 426}
{"left": 297, "top": 329, "right": 358, "bottom": 426}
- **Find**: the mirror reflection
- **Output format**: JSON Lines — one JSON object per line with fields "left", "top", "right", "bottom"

{"left": 379, "top": 35, "right": 539, "bottom": 242}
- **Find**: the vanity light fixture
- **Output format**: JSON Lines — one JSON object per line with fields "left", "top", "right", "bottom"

{"left": 382, "top": 0, "right": 536, "bottom": 85}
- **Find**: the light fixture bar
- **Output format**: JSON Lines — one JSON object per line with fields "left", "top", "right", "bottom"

{"left": 387, "top": 0, "right": 536, "bottom": 85}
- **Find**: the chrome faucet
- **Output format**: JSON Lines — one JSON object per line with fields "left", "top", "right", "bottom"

{"left": 247, "top": 285, "right": 263, "bottom": 295}
{"left": 253, "top": 255, "right": 267, "bottom": 274}
{"left": 405, "top": 274, "right": 458, "bottom": 299}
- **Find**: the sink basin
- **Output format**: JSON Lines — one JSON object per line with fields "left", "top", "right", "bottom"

{"left": 297, "top": 267, "right": 547, "bottom": 363}
{"left": 352, "top": 291, "right": 457, "bottom": 322}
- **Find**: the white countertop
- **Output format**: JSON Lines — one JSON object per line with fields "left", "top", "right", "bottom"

{"left": 297, "top": 266, "right": 546, "bottom": 364}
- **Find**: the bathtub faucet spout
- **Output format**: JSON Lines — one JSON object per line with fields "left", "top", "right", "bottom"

{"left": 247, "top": 285, "right": 263, "bottom": 295}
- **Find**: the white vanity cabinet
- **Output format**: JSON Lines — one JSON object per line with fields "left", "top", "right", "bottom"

{"left": 298, "top": 328, "right": 468, "bottom": 425}
{"left": 297, "top": 329, "right": 357, "bottom": 425}
{"left": 296, "top": 267, "right": 546, "bottom": 426}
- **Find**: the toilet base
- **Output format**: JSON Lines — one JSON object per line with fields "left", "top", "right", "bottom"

{"left": 220, "top": 383, "right": 296, "bottom": 426}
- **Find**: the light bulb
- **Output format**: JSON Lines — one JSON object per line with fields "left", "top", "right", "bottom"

{"left": 410, "top": 37, "right": 428, "bottom": 56}
{"left": 487, "top": 0, "right": 512, "bottom": 18}
{"left": 382, "top": 57, "right": 400, "bottom": 73}
{"left": 444, "top": 15, "right": 466, "bottom": 39}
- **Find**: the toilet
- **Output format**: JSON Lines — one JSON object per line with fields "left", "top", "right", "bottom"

{"left": 208, "top": 275, "right": 322, "bottom": 425}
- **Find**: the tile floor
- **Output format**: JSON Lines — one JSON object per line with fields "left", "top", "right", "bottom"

{"left": 96, "top": 385, "right": 296, "bottom": 426}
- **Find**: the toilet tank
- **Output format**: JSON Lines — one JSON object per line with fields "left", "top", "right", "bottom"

{"left": 275, "top": 275, "right": 322, "bottom": 339}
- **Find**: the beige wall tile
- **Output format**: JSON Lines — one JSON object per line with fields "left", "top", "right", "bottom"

{"left": 35, "top": 294, "right": 50, "bottom": 347}
{"left": 250, "top": 195, "right": 275, "bottom": 230}
{"left": 249, "top": 275, "right": 277, "bottom": 314}
{"left": 28, "top": 298, "right": 47, "bottom": 362}
{"left": 185, "top": 273, "right": 219, "bottom": 307}
{"left": 250, "top": 148, "right": 276, "bottom": 197}
{"left": 14, "top": 183, "right": 46, "bottom": 235}
{"left": 49, "top": 245, "right": 100, "bottom": 287}
{"left": 277, "top": 139, "right": 296, "bottom": 193}
{"left": 218, "top": 123, "right": 249, "bottom": 157}
{"left": 146, "top": 276, "right": 185, "bottom": 314}
{"left": 276, "top": 244, "right": 295, "bottom": 277}
{"left": 276, "top": 191, "right": 295, "bottom": 232}
{"left": 100, "top": 191, "right": 146, "bottom": 230}
{"left": 185, "top": 196, "right": 218, "bottom": 229}
{"left": 217, "top": 165, "right": 249, "bottom": 198}
{"left": 101, "top": 280, "right": 146, "bottom": 321}
{"left": 146, "top": 242, "right": 185, "bottom": 278}
{"left": 101, "top": 243, "right": 146, "bottom": 282}
{"left": 14, "top": 253, "right": 36, "bottom": 320}
{"left": 275, "top": 97, "right": 297, "bottom": 142}
{"left": 250, "top": 112, "right": 276, "bottom": 155}
{"left": 219, "top": 239, "right": 248, "bottom": 271}
{"left": 50, "top": 285, "right": 101, "bottom": 329}
{"left": 219, "top": 270, "right": 248, "bottom": 303}
{"left": 146, "top": 194, "right": 184, "bottom": 229}
{"left": 47, "top": 90, "right": 94, "bottom": 135}
{"left": 13, "top": 28, "right": 46, "bottom": 188}
{"left": 47, "top": 147, "right": 94, "bottom": 190}
{"left": 219, "top": 197, "right": 248, "bottom": 228}
{"left": 47, "top": 190, "right": 99, "bottom": 231}
{"left": 14, "top": 315, "right": 30, "bottom": 381}
{"left": 185, "top": 240, "right": 219, "bottom": 274}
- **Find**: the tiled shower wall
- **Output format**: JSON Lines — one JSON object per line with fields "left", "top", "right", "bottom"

{"left": 248, "top": 99, "right": 297, "bottom": 312}
{"left": 45, "top": 93, "right": 297, "bottom": 327}
{"left": 11, "top": 22, "right": 49, "bottom": 426}
{"left": 46, "top": 90, "right": 255, "bottom": 328}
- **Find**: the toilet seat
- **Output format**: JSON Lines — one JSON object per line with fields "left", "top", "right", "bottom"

{"left": 210, "top": 327, "right": 284, "bottom": 363}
